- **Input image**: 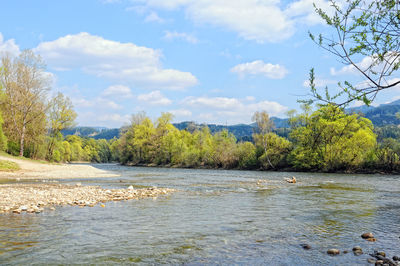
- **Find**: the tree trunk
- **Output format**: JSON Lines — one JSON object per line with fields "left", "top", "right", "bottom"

{"left": 19, "top": 123, "right": 26, "bottom": 157}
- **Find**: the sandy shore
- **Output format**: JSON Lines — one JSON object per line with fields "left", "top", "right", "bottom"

{"left": 0, "top": 183, "right": 176, "bottom": 214}
{"left": 0, "top": 155, "right": 120, "bottom": 179}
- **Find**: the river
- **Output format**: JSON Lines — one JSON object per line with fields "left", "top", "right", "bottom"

{"left": 1, "top": 164, "right": 400, "bottom": 265}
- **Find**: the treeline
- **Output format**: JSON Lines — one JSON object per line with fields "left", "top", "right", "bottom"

{"left": 110, "top": 106, "right": 400, "bottom": 173}
{"left": 2, "top": 50, "right": 400, "bottom": 172}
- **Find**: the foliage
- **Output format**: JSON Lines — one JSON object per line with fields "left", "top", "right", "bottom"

{"left": 309, "top": 0, "right": 400, "bottom": 106}
{"left": 289, "top": 105, "right": 376, "bottom": 171}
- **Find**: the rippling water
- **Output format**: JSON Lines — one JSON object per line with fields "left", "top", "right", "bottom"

{"left": 1, "top": 165, "right": 400, "bottom": 265}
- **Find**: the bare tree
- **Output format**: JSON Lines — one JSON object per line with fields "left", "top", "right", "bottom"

{"left": 0, "top": 50, "right": 50, "bottom": 156}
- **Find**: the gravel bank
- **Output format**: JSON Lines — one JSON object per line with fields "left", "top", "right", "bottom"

{"left": 0, "top": 183, "right": 176, "bottom": 214}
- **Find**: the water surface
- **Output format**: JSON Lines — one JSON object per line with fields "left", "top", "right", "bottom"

{"left": 1, "top": 165, "right": 400, "bottom": 264}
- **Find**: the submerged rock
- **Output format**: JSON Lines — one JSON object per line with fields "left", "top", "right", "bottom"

{"left": 301, "top": 244, "right": 311, "bottom": 250}
{"left": 327, "top": 249, "right": 340, "bottom": 255}
{"left": 362, "top": 232, "right": 374, "bottom": 239}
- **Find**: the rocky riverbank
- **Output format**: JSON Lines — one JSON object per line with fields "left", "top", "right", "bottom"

{"left": 0, "top": 183, "right": 176, "bottom": 214}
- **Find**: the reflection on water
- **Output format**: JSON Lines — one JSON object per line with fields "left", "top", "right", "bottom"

{"left": 1, "top": 166, "right": 400, "bottom": 265}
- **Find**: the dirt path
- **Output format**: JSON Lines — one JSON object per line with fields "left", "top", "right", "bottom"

{"left": 0, "top": 155, "right": 120, "bottom": 179}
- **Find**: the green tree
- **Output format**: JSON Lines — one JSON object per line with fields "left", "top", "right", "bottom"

{"left": 252, "top": 111, "right": 275, "bottom": 168}
{"left": 289, "top": 105, "right": 376, "bottom": 171}
{"left": 309, "top": 0, "right": 400, "bottom": 106}
{"left": 46, "top": 92, "right": 77, "bottom": 160}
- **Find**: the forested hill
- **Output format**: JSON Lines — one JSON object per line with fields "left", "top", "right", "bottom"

{"left": 347, "top": 99, "right": 400, "bottom": 126}
{"left": 61, "top": 127, "right": 120, "bottom": 140}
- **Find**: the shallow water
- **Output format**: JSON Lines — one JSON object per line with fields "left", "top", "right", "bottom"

{"left": 1, "top": 165, "right": 400, "bottom": 265}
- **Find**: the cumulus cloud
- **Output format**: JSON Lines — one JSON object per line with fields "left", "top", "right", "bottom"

{"left": 182, "top": 96, "right": 288, "bottom": 124}
{"left": 137, "top": 90, "right": 172, "bottom": 106}
{"left": 231, "top": 60, "right": 288, "bottom": 79}
{"left": 132, "top": 0, "right": 334, "bottom": 43}
{"left": 169, "top": 109, "right": 192, "bottom": 118}
{"left": 72, "top": 97, "right": 122, "bottom": 110}
{"left": 102, "top": 85, "right": 133, "bottom": 98}
{"left": 0, "top": 33, "right": 20, "bottom": 56}
{"left": 163, "top": 31, "right": 198, "bottom": 44}
{"left": 34, "top": 32, "right": 198, "bottom": 90}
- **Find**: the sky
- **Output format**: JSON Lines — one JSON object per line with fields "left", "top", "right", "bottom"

{"left": 0, "top": 0, "right": 399, "bottom": 128}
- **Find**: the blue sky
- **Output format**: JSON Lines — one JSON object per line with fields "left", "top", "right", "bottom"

{"left": 0, "top": 0, "right": 399, "bottom": 127}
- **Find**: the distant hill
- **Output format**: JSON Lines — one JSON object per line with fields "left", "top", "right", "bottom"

{"left": 347, "top": 100, "right": 400, "bottom": 126}
{"left": 173, "top": 117, "right": 289, "bottom": 141}
{"left": 61, "top": 127, "right": 120, "bottom": 140}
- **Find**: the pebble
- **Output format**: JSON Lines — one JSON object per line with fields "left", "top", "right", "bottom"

{"left": 393, "top": 256, "right": 400, "bottom": 261}
{"left": 327, "top": 249, "right": 340, "bottom": 255}
{"left": 128, "top": 185, "right": 134, "bottom": 190}
{"left": 366, "top": 238, "right": 377, "bottom": 242}
{"left": 367, "top": 258, "right": 376, "bottom": 264}
{"left": 375, "top": 260, "right": 384, "bottom": 265}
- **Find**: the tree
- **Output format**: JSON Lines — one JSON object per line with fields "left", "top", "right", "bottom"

{"left": 289, "top": 105, "right": 376, "bottom": 171}
{"left": 252, "top": 111, "right": 275, "bottom": 168}
{"left": 46, "top": 92, "right": 77, "bottom": 160}
{"left": 0, "top": 50, "right": 50, "bottom": 156}
{"left": 309, "top": 0, "right": 400, "bottom": 106}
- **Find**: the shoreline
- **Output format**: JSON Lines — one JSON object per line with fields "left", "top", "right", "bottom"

{"left": 123, "top": 162, "right": 400, "bottom": 176}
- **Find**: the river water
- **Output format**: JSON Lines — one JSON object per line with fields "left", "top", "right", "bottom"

{"left": 1, "top": 164, "right": 400, "bottom": 265}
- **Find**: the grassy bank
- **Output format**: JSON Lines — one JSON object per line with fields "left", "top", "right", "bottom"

{"left": 0, "top": 160, "right": 20, "bottom": 171}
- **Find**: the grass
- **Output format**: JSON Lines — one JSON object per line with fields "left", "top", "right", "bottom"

{"left": 0, "top": 160, "right": 20, "bottom": 172}
{"left": 0, "top": 151, "right": 59, "bottom": 165}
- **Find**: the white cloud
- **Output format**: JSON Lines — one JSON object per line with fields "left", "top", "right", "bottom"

{"left": 132, "top": 0, "right": 334, "bottom": 43}
{"left": 170, "top": 109, "right": 192, "bottom": 117}
{"left": 137, "top": 90, "right": 172, "bottom": 106}
{"left": 183, "top": 96, "right": 241, "bottom": 109}
{"left": 285, "top": 0, "right": 335, "bottom": 25}
{"left": 0, "top": 33, "right": 20, "bottom": 56}
{"left": 144, "top": 11, "right": 165, "bottom": 23}
{"left": 163, "top": 31, "right": 198, "bottom": 44}
{"left": 34, "top": 32, "right": 198, "bottom": 90}
{"left": 331, "top": 52, "right": 400, "bottom": 76}
{"left": 72, "top": 97, "right": 122, "bottom": 110}
{"left": 231, "top": 60, "right": 288, "bottom": 79}
{"left": 182, "top": 96, "right": 288, "bottom": 124}
{"left": 102, "top": 85, "right": 133, "bottom": 98}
